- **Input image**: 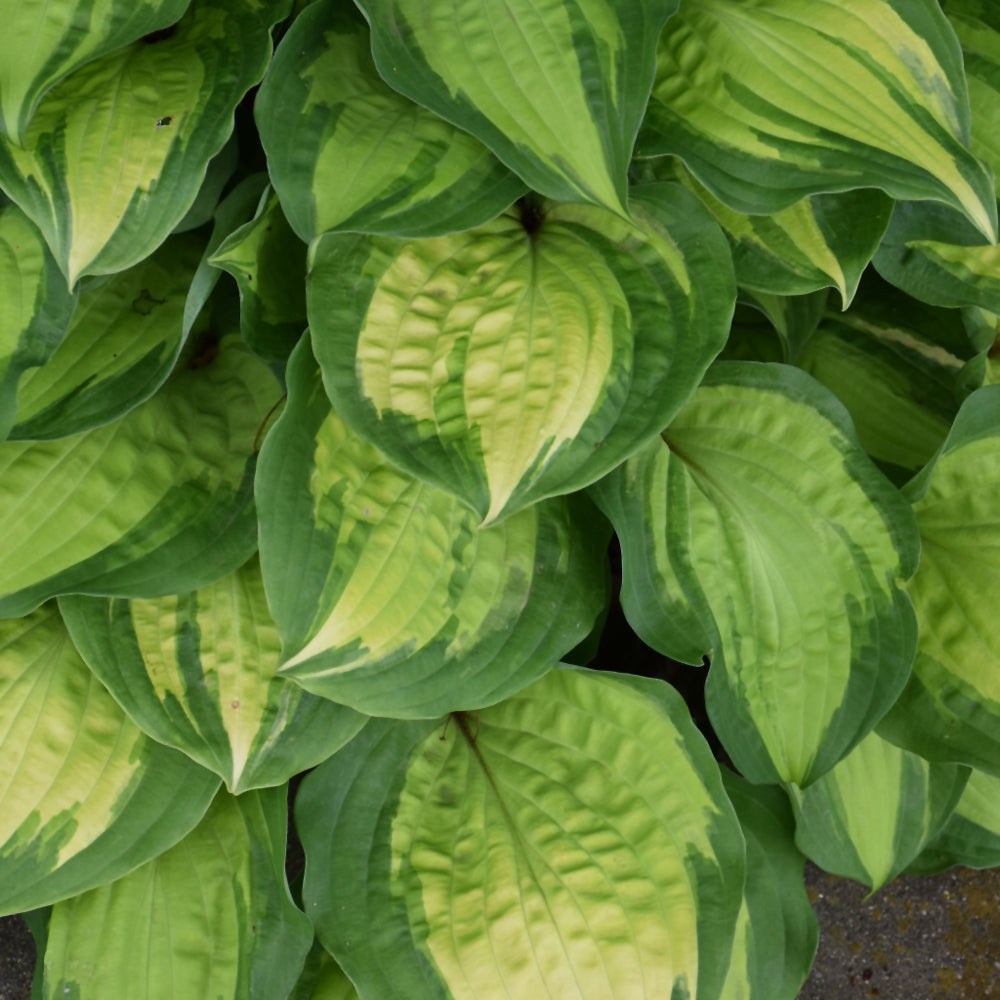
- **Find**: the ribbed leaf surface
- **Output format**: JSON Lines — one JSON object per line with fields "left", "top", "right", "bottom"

{"left": 0, "top": 605, "right": 218, "bottom": 914}
{"left": 297, "top": 666, "right": 745, "bottom": 1000}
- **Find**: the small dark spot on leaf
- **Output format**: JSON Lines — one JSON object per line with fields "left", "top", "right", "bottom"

{"left": 188, "top": 342, "right": 218, "bottom": 369}
{"left": 155, "top": 116, "right": 173, "bottom": 128}
{"left": 517, "top": 194, "right": 546, "bottom": 237}
{"left": 131, "top": 289, "right": 165, "bottom": 315}
{"left": 142, "top": 25, "right": 177, "bottom": 44}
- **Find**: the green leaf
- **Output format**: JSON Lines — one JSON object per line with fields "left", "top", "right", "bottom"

{"left": 788, "top": 730, "right": 968, "bottom": 891}
{"left": 877, "top": 385, "right": 1000, "bottom": 774}
{"left": 718, "top": 771, "right": 818, "bottom": 1000}
{"left": 297, "top": 666, "right": 745, "bottom": 1000}
{"left": 0, "top": 605, "right": 219, "bottom": 915}
{"left": 209, "top": 186, "right": 307, "bottom": 363}
{"left": 308, "top": 183, "right": 734, "bottom": 525}
{"left": 8, "top": 232, "right": 204, "bottom": 440}
{"left": 256, "top": 0, "right": 525, "bottom": 241}
{"left": 42, "top": 786, "right": 313, "bottom": 1000}
{"left": 908, "top": 767, "right": 1000, "bottom": 873}
{"left": 0, "top": 0, "right": 192, "bottom": 145}
{"left": 355, "top": 0, "right": 678, "bottom": 216}
{"left": 289, "top": 943, "right": 361, "bottom": 1000}
{"left": 0, "top": 334, "right": 281, "bottom": 619}
{"left": 0, "top": 0, "right": 290, "bottom": 286}
{"left": 59, "top": 555, "right": 367, "bottom": 794}
{"left": 729, "top": 290, "right": 829, "bottom": 364}
{"left": 256, "top": 335, "right": 609, "bottom": 718}
{"left": 641, "top": 0, "right": 998, "bottom": 241}
{"left": 0, "top": 202, "right": 78, "bottom": 442}
{"left": 590, "top": 363, "right": 920, "bottom": 786}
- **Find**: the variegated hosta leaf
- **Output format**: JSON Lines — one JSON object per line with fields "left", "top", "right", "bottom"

{"left": 0, "top": 0, "right": 290, "bottom": 286}
{"left": 908, "top": 767, "right": 1000, "bottom": 873}
{"left": 9, "top": 232, "right": 203, "bottom": 441}
{"left": 59, "top": 555, "right": 367, "bottom": 794}
{"left": 42, "top": 786, "right": 313, "bottom": 1000}
{"left": 788, "top": 730, "right": 968, "bottom": 891}
{"left": 0, "top": 605, "right": 219, "bottom": 915}
{"left": 729, "top": 290, "right": 829, "bottom": 364}
{"left": 878, "top": 385, "right": 1000, "bottom": 774}
{"left": 308, "top": 183, "right": 735, "bottom": 525}
{"left": 640, "top": 0, "right": 998, "bottom": 241}
{"left": 355, "top": 0, "right": 678, "bottom": 217}
{"left": 256, "top": 335, "right": 609, "bottom": 719}
{"left": 667, "top": 160, "right": 892, "bottom": 307}
{"left": 589, "top": 363, "right": 920, "bottom": 787}
{"left": 296, "top": 666, "right": 745, "bottom": 1000}
{"left": 209, "top": 186, "right": 307, "bottom": 363}
{"left": 256, "top": 0, "right": 525, "bottom": 241}
{"left": 718, "top": 771, "right": 818, "bottom": 1000}
{"left": 0, "top": 335, "right": 281, "bottom": 619}
{"left": 289, "top": 943, "right": 361, "bottom": 1000}
{"left": 0, "top": 202, "right": 78, "bottom": 441}
{"left": 0, "top": 0, "right": 192, "bottom": 145}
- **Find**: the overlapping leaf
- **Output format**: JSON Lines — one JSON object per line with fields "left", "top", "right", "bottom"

{"left": 60, "top": 556, "right": 367, "bottom": 794}
{"left": 590, "top": 363, "right": 920, "bottom": 786}
{"left": 9, "top": 232, "right": 203, "bottom": 440}
{"left": 42, "top": 786, "right": 312, "bottom": 1000}
{"left": 256, "top": 335, "right": 608, "bottom": 718}
{"left": 0, "top": 0, "right": 192, "bottom": 145}
{"left": 0, "top": 0, "right": 290, "bottom": 285}
{"left": 308, "top": 183, "right": 734, "bottom": 525}
{"left": 297, "top": 666, "right": 745, "bottom": 1000}
{"left": 0, "top": 335, "right": 280, "bottom": 619}
{"left": 256, "top": 0, "right": 525, "bottom": 241}
{"left": 0, "top": 202, "right": 77, "bottom": 441}
{"left": 641, "top": 0, "right": 998, "bottom": 241}
{"left": 0, "top": 605, "right": 219, "bottom": 915}
{"left": 788, "top": 730, "right": 968, "bottom": 891}
{"left": 356, "top": 0, "right": 677, "bottom": 216}
{"left": 878, "top": 385, "right": 1000, "bottom": 774}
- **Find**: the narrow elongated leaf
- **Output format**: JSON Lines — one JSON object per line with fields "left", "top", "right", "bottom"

{"left": 209, "top": 186, "right": 307, "bottom": 363}
{"left": 590, "top": 363, "right": 920, "bottom": 786}
{"left": 0, "top": 0, "right": 192, "bottom": 145}
{"left": 877, "top": 385, "right": 1000, "bottom": 774}
{"left": 356, "top": 0, "right": 677, "bottom": 216}
{"left": 9, "top": 232, "right": 203, "bottom": 440}
{"left": 641, "top": 0, "right": 998, "bottom": 241}
{"left": 908, "top": 767, "right": 1000, "bottom": 873}
{"left": 0, "top": 0, "right": 290, "bottom": 285}
{"left": 256, "top": 0, "right": 525, "bottom": 241}
{"left": 59, "top": 556, "right": 367, "bottom": 794}
{"left": 308, "top": 183, "right": 734, "bottom": 524}
{"left": 0, "top": 605, "right": 219, "bottom": 915}
{"left": 0, "top": 335, "right": 281, "bottom": 618}
{"left": 257, "top": 335, "right": 608, "bottom": 718}
{"left": 718, "top": 772, "right": 818, "bottom": 1000}
{"left": 0, "top": 203, "right": 78, "bottom": 441}
{"left": 788, "top": 731, "right": 968, "bottom": 891}
{"left": 42, "top": 786, "right": 313, "bottom": 1000}
{"left": 297, "top": 666, "right": 745, "bottom": 1000}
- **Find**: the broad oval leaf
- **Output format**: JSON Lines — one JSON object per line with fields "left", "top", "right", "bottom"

{"left": 356, "top": 0, "right": 677, "bottom": 216}
{"left": 42, "top": 786, "right": 313, "bottom": 1000}
{"left": 0, "top": 604, "right": 219, "bottom": 915}
{"left": 257, "top": 335, "right": 609, "bottom": 718}
{"left": 0, "top": 0, "right": 192, "bottom": 145}
{"left": 0, "top": 0, "right": 290, "bottom": 285}
{"left": 590, "top": 363, "right": 920, "bottom": 786}
{"left": 0, "top": 202, "right": 78, "bottom": 441}
{"left": 256, "top": 0, "right": 525, "bottom": 241}
{"left": 9, "top": 231, "right": 204, "bottom": 440}
{"left": 877, "top": 385, "right": 1000, "bottom": 774}
{"left": 308, "top": 183, "right": 735, "bottom": 525}
{"left": 59, "top": 555, "right": 367, "bottom": 794}
{"left": 640, "top": 0, "right": 998, "bottom": 241}
{"left": 788, "top": 730, "right": 968, "bottom": 891}
{"left": 0, "top": 335, "right": 281, "bottom": 619}
{"left": 297, "top": 666, "right": 745, "bottom": 1000}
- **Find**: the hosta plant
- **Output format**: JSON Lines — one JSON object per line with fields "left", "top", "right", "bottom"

{"left": 3, "top": 0, "right": 1000, "bottom": 998}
